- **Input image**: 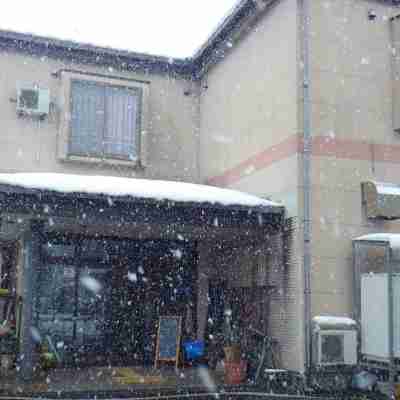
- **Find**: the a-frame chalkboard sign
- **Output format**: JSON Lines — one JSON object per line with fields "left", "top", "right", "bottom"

{"left": 154, "top": 316, "right": 182, "bottom": 370}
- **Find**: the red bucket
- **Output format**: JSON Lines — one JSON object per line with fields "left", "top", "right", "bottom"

{"left": 224, "top": 360, "right": 247, "bottom": 385}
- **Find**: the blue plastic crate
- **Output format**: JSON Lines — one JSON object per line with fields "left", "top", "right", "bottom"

{"left": 183, "top": 340, "right": 205, "bottom": 360}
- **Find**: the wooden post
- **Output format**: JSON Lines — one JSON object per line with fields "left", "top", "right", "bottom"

{"left": 18, "top": 220, "right": 42, "bottom": 381}
{"left": 154, "top": 319, "right": 161, "bottom": 370}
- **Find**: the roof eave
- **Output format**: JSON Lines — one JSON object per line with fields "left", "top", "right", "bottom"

{"left": 192, "top": 0, "right": 280, "bottom": 78}
{"left": 1, "top": 0, "right": 399, "bottom": 79}
{"left": 0, "top": 29, "right": 193, "bottom": 76}
{"left": 192, "top": 0, "right": 252, "bottom": 60}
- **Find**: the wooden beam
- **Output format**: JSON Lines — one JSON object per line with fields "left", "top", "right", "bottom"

{"left": 18, "top": 220, "right": 43, "bottom": 381}
{"left": 0, "top": 192, "right": 283, "bottom": 238}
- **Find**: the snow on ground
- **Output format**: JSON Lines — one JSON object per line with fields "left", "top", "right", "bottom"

{"left": 0, "top": 173, "right": 280, "bottom": 208}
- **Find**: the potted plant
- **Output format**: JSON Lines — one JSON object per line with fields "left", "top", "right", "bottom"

{"left": 0, "top": 327, "right": 17, "bottom": 373}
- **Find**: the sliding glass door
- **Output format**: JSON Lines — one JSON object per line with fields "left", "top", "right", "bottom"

{"left": 34, "top": 235, "right": 197, "bottom": 367}
{"left": 36, "top": 237, "right": 112, "bottom": 365}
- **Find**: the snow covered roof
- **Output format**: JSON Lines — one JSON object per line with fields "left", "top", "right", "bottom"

{"left": 312, "top": 316, "right": 357, "bottom": 329}
{"left": 0, "top": 173, "right": 282, "bottom": 211}
{"left": 354, "top": 233, "right": 400, "bottom": 250}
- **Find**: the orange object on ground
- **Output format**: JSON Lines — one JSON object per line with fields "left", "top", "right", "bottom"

{"left": 223, "top": 345, "right": 241, "bottom": 363}
{"left": 395, "top": 383, "right": 400, "bottom": 400}
{"left": 224, "top": 360, "right": 247, "bottom": 385}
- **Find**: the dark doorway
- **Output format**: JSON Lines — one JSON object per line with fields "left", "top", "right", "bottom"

{"left": 110, "top": 240, "right": 197, "bottom": 366}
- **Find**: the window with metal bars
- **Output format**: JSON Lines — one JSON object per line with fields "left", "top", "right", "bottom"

{"left": 69, "top": 79, "right": 142, "bottom": 161}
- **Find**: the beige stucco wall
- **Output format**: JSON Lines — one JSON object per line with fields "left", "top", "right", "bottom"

{"left": 199, "top": 0, "right": 304, "bottom": 371}
{"left": 308, "top": 0, "right": 400, "bottom": 318}
{"left": 230, "top": 155, "right": 298, "bottom": 216}
{"left": 8, "top": 0, "right": 400, "bottom": 373}
{"left": 199, "top": 0, "right": 298, "bottom": 183}
{"left": 0, "top": 50, "right": 199, "bottom": 182}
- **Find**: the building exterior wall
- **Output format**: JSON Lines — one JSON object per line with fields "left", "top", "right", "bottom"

{"left": 0, "top": 50, "right": 199, "bottom": 182}
{"left": 308, "top": 0, "right": 400, "bottom": 318}
{"left": 199, "top": 0, "right": 304, "bottom": 371}
{"left": 5, "top": 0, "right": 400, "bottom": 375}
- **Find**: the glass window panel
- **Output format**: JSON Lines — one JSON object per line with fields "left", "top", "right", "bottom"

{"left": 42, "top": 243, "right": 75, "bottom": 259}
{"left": 70, "top": 80, "right": 105, "bottom": 156}
{"left": 80, "top": 239, "right": 109, "bottom": 261}
{"left": 104, "top": 86, "right": 139, "bottom": 159}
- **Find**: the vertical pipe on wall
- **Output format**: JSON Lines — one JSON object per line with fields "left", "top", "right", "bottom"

{"left": 299, "top": 0, "right": 312, "bottom": 373}
{"left": 195, "top": 79, "right": 203, "bottom": 184}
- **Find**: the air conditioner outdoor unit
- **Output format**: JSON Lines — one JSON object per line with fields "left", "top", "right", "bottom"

{"left": 316, "top": 330, "right": 357, "bottom": 366}
{"left": 312, "top": 316, "right": 358, "bottom": 366}
{"left": 16, "top": 84, "right": 50, "bottom": 117}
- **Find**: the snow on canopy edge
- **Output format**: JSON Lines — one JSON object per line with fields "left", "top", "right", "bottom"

{"left": 312, "top": 316, "right": 357, "bottom": 327}
{"left": 354, "top": 233, "right": 400, "bottom": 250}
{"left": 371, "top": 181, "right": 400, "bottom": 196}
{"left": 0, "top": 173, "right": 282, "bottom": 209}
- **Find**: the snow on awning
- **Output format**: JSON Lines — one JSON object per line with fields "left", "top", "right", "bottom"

{"left": 312, "top": 316, "right": 357, "bottom": 331}
{"left": 353, "top": 233, "right": 400, "bottom": 260}
{"left": 361, "top": 181, "right": 400, "bottom": 220}
{"left": 354, "top": 233, "right": 400, "bottom": 248}
{"left": 354, "top": 233, "right": 400, "bottom": 261}
{"left": 0, "top": 173, "right": 282, "bottom": 212}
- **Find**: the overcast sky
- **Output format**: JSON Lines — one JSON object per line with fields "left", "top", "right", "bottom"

{"left": 0, "top": 1, "right": 239, "bottom": 58}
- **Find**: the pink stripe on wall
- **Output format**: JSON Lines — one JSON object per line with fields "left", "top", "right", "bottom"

{"left": 311, "top": 136, "right": 371, "bottom": 160}
{"left": 312, "top": 136, "right": 400, "bottom": 163}
{"left": 207, "top": 135, "right": 400, "bottom": 187}
{"left": 207, "top": 134, "right": 301, "bottom": 187}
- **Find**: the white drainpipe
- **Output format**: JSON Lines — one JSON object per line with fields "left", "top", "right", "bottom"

{"left": 300, "top": 0, "right": 312, "bottom": 374}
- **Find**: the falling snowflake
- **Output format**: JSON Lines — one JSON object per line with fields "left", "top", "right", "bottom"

{"left": 30, "top": 327, "right": 42, "bottom": 343}
{"left": 80, "top": 276, "right": 102, "bottom": 294}
{"left": 361, "top": 57, "right": 369, "bottom": 65}
{"left": 171, "top": 249, "right": 183, "bottom": 259}
{"left": 245, "top": 165, "right": 255, "bottom": 175}
{"left": 127, "top": 272, "right": 138, "bottom": 282}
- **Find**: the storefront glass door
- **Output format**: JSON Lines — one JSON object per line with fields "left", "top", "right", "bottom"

{"left": 35, "top": 237, "right": 112, "bottom": 365}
